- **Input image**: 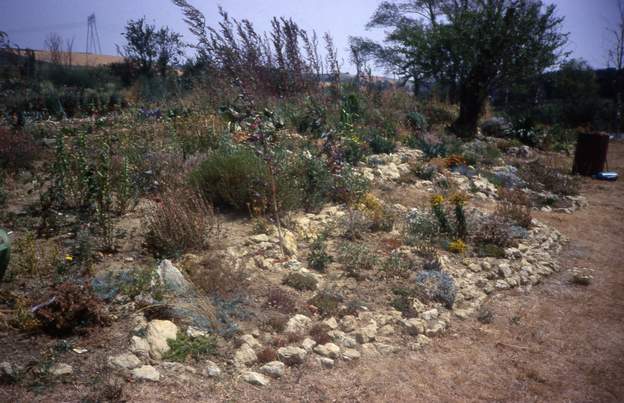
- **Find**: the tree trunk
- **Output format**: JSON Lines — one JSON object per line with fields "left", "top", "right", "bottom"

{"left": 452, "top": 80, "right": 488, "bottom": 139}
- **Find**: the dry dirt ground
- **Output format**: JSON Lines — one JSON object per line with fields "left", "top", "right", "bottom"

{"left": 124, "top": 142, "right": 624, "bottom": 403}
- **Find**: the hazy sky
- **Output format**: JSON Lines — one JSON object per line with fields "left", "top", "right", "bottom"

{"left": 1, "top": 0, "right": 620, "bottom": 73}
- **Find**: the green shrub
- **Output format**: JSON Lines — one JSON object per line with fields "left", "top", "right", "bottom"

{"left": 164, "top": 332, "right": 217, "bottom": 362}
{"left": 476, "top": 243, "right": 506, "bottom": 258}
{"left": 308, "top": 290, "right": 343, "bottom": 317}
{"left": 308, "top": 233, "right": 332, "bottom": 272}
{"left": 191, "top": 146, "right": 269, "bottom": 211}
{"left": 337, "top": 242, "right": 378, "bottom": 280}
{"left": 341, "top": 137, "right": 369, "bottom": 165}
{"left": 406, "top": 111, "right": 428, "bottom": 131}
{"left": 282, "top": 272, "right": 318, "bottom": 291}
{"left": 365, "top": 130, "right": 396, "bottom": 154}
{"left": 280, "top": 151, "right": 334, "bottom": 212}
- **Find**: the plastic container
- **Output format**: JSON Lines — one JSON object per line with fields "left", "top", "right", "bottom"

{"left": 592, "top": 171, "right": 619, "bottom": 181}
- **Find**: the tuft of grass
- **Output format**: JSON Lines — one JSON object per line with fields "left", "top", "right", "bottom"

{"left": 163, "top": 332, "right": 217, "bottom": 362}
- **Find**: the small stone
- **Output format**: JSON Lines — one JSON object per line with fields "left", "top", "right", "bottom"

{"left": 239, "top": 334, "right": 262, "bottom": 350}
{"left": 285, "top": 314, "right": 312, "bottom": 334}
{"left": 277, "top": 346, "right": 307, "bottom": 365}
{"left": 146, "top": 320, "right": 178, "bottom": 360}
{"left": 282, "top": 231, "right": 298, "bottom": 256}
{"left": 411, "top": 299, "right": 426, "bottom": 314}
{"left": 234, "top": 344, "right": 257, "bottom": 367}
{"left": 495, "top": 280, "right": 510, "bottom": 290}
{"left": 314, "top": 343, "right": 341, "bottom": 359}
{"left": 468, "top": 263, "right": 481, "bottom": 273}
{"left": 571, "top": 268, "right": 593, "bottom": 286}
{"left": 420, "top": 309, "right": 439, "bottom": 321}
{"left": 0, "top": 362, "right": 15, "bottom": 382}
{"left": 131, "top": 365, "right": 161, "bottom": 381}
{"left": 498, "top": 263, "right": 513, "bottom": 278}
{"left": 131, "top": 314, "right": 148, "bottom": 334}
{"left": 374, "top": 342, "right": 399, "bottom": 354}
{"left": 186, "top": 326, "right": 209, "bottom": 339}
{"left": 354, "top": 323, "right": 377, "bottom": 344}
{"left": 323, "top": 317, "right": 339, "bottom": 330}
{"left": 340, "top": 315, "right": 357, "bottom": 332}
{"left": 108, "top": 353, "right": 141, "bottom": 370}
{"left": 342, "top": 348, "right": 361, "bottom": 361}
{"left": 250, "top": 234, "right": 270, "bottom": 243}
{"left": 242, "top": 371, "right": 270, "bottom": 386}
{"left": 130, "top": 336, "right": 150, "bottom": 356}
{"left": 426, "top": 320, "right": 446, "bottom": 337}
{"left": 301, "top": 338, "right": 317, "bottom": 352}
{"left": 260, "top": 361, "right": 285, "bottom": 378}
{"left": 481, "top": 261, "right": 492, "bottom": 271}
{"left": 202, "top": 361, "right": 221, "bottom": 378}
{"left": 158, "top": 259, "right": 192, "bottom": 295}
{"left": 400, "top": 318, "right": 426, "bottom": 335}
{"left": 50, "top": 363, "right": 73, "bottom": 376}
{"left": 360, "top": 343, "right": 380, "bottom": 358}
{"left": 378, "top": 324, "right": 394, "bottom": 336}
{"left": 341, "top": 336, "right": 358, "bottom": 348}
{"left": 318, "top": 357, "right": 334, "bottom": 368}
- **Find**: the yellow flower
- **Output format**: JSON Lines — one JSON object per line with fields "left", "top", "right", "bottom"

{"left": 431, "top": 194, "right": 445, "bottom": 206}
{"left": 65, "top": 255, "right": 73, "bottom": 262}
{"left": 448, "top": 240, "right": 467, "bottom": 254}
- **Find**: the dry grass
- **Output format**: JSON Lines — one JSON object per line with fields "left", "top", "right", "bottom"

{"left": 145, "top": 187, "right": 218, "bottom": 256}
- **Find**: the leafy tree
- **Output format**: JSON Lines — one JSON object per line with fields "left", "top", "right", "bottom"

{"left": 353, "top": 0, "right": 568, "bottom": 138}
{"left": 118, "top": 17, "right": 185, "bottom": 77}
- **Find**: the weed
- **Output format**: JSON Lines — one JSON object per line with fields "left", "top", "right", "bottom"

{"left": 265, "top": 288, "right": 297, "bottom": 314}
{"left": 476, "top": 243, "right": 506, "bottom": 258}
{"left": 473, "top": 216, "right": 514, "bottom": 247}
{"left": 308, "top": 323, "right": 332, "bottom": 344}
{"left": 190, "top": 256, "right": 249, "bottom": 298}
{"left": 261, "top": 313, "right": 289, "bottom": 333}
{"left": 308, "top": 290, "right": 343, "bottom": 318}
{"left": 257, "top": 346, "right": 278, "bottom": 364}
{"left": 404, "top": 208, "right": 439, "bottom": 245}
{"left": 282, "top": 272, "right": 318, "bottom": 291}
{"left": 163, "top": 332, "right": 217, "bottom": 362}
{"left": 382, "top": 251, "right": 414, "bottom": 279}
{"left": 10, "top": 231, "right": 62, "bottom": 279}
{"left": 415, "top": 270, "right": 457, "bottom": 309}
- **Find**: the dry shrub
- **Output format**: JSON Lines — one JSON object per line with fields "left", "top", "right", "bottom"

{"left": 32, "top": 282, "right": 109, "bottom": 336}
{"left": 257, "top": 346, "right": 278, "bottom": 364}
{"left": 270, "top": 334, "right": 289, "bottom": 348}
{"left": 265, "top": 288, "right": 297, "bottom": 314}
{"left": 282, "top": 272, "right": 318, "bottom": 291}
{"left": 189, "top": 255, "right": 249, "bottom": 298}
{"left": 145, "top": 187, "right": 217, "bottom": 257}
{"left": 308, "top": 323, "right": 332, "bottom": 344}
{"left": 519, "top": 158, "right": 579, "bottom": 196}
{"left": 285, "top": 331, "right": 304, "bottom": 344}
{"left": 308, "top": 290, "right": 343, "bottom": 318}
{"left": 496, "top": 188, "right": 532, "bottom": 228}
{"left": 261, "top": 313, "right": 289, "bottom": 333}
{"left": 472, "top": 215, "right": 514, "bottom": 248}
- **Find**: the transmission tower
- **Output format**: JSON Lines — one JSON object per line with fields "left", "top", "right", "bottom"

{"left": 86, "top": 13, "right": 102, "bottom": 64}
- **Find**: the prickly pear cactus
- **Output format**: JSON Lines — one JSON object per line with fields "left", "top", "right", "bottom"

{"left": 0, "top": 229, "right": 10, "bottom": 281}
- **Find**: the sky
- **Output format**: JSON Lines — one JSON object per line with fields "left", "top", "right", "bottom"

{"left": 0, "top": 0, "right": 621, "bottom": 73}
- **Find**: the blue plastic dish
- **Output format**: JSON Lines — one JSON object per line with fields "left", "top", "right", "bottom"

{"left": 593, "top": 171, "right": 618, "bottom": 181}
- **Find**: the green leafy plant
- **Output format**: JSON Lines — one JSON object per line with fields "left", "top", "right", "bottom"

{"left": 337, "top": 242, "right": 379, "bottom": 280}
{"left": 164, "top": 332, "right": 217, "bottom": 362}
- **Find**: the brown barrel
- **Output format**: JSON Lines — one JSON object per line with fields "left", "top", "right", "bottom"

{"left": 572, "top": 132, "right": 609, "bottom": 176}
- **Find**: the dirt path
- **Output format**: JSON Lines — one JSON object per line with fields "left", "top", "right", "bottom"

{"left": 174, "top": 141, "right": 624, "bottom": 403}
